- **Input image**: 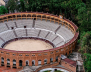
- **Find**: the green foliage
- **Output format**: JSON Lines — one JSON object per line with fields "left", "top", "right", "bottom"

{"left": 6, "top": 0, "right": 18, "bottom": 12}
{"left": 0, "top": 6, "right": 8, "bottom": 15}
{"left": 79, "top": 31, "right": 91, "bottom": 54}
{"left": 54, "top": 70, "right": 63, "bottom": 72}
{"left": 84, "top": 53, "right": 91, "bottom": 72}
{"left": 43, "top": 70, "right": 51, "bottom": 72}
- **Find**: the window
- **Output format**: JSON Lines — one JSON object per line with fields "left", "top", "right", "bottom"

{"left": 32, "top": 54, "right": 35, "bottom": 56}
{"left": 38, "top": 54, "right": 41, "bottom": 56}
{"left": 19, "top": 54, "right": 22, "bottom": 56}
{"left": 61, "top": 49, "right": 64, "bottom": 51}
{"left": 26, "top": 55, "right": 29, "bottom": 56}
{"left": 50, "top": 52, "right": 53, "bottom": 54}
{"left": 56, "top": 50, "right": 59, "bottom": 53}
{"left": 44, "top": 53, "right": 47, "bottom": 55}
{"left": 1, "top": 52, "right": 3, "bottom": 53}
{"left": 13, "top": 54, "right": 16, "bottom": 56}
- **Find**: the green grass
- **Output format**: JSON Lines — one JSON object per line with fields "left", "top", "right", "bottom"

{"left": 43, "top": 70, "right": 63, "bottom": 72}
{"left": 43, "top": 70, "right": 51, "bottom": 72}
{"left": 54, "top": 70, "right": 63, "bottom": 72}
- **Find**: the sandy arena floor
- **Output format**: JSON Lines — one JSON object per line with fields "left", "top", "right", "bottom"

{"left": 4, "top": 39, "right": 53, "bottom": 51}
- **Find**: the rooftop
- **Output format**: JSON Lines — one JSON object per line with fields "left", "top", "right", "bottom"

{"left": 63, "top": 58, "right": 76, "bottom": 67}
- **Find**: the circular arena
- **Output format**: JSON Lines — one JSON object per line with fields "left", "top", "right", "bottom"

{"left": 0, "top": 12, "right": 79, "bottom": 69}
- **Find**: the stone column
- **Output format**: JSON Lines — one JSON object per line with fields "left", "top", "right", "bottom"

{"left": 10, "top": 59, "right": 13, "bottom": 69}
{"left": 16, "top": 60, "right": 19, "bottom": 69}
{"left": 53, "top": 51, "right": 56, "bottom": 62}
{"left": 29, "top": 59, "right": 32, "bottom": 66}
{"left": 4, "top": 59, "right": 7, "bottom": 68}
{"left": 47, "top": 57, "right": 50, "bottom": 64}
{"left": 0, "top": 57, "right": 1, "bottom": 66}
{"left": 35, "top": 55, "right": 38, "bottom": 66}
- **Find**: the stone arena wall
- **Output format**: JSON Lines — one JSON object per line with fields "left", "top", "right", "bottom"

{"left": 0, "top": 12, "right": 79, "bottom": 69}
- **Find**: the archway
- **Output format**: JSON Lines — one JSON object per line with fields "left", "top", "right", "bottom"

{"left": 13, "top": 59, "right": 16, "bottom": 67}
{"left": 32, "top": 60, "right": 35, "bottom": 66}
{"left": 56, "top": 56, "right": 58, "bottom": 62}
{"left": 44, "top": 59, "right": 47, "bottom": 64}
{"left": 19, "top": 60, "right": 22, "bottom": 66}
{"left": 38, "top": 60, "right": 41, "bottom": 65}
{"left": 7, "top": 59, "right": 10, "bottom": 66}
{"left": 1, "top": 57, "right": 4, "bottom": 66}
{"left": 65, "top": 53, "right": 67, "bottom": 56}
{"left": 50, "top": 58, "right": 53, "bottom": 63}
{"left": 26, "top": 60, "right": 29, "bottom": 66}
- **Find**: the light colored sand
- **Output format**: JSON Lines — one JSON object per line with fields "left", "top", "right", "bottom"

{"left": 4, "top": 39, "right": 53, "bottom": 51}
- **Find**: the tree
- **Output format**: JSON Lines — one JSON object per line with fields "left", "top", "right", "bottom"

{"left": 79, "top": 31, "right": 91, "bottom": 54}
{"left": 0, "top": 6, "right": 8, "bottom": 15}
{"left": 6, "top": 0, "right": 18, "bottom": 12}
{"left": 84, "top": 53, "right": 91, "bottom": 72}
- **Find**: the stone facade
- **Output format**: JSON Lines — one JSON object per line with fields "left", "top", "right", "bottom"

{"left": 61, "top": 58, "right": 76, "bottom": 72}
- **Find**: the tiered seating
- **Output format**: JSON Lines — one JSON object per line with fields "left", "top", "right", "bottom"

{"left": 4, "top": 21, "right": 16, "bottom": 29}
{"left": 0, "top": 30, "right": 15, "bottom": 42}
{"left": 0, "top": 39, "right": 4, "bottom": 47}
{"left": 38, "top": 30, "right": 49, "bottom": 39}
{"left": 35, "top": 20, "right": 59, "bottom": 32}
{"left": 27, "top": 28, "right": 39, "bottom": 37}
{"left": 52, "top": 36, "right": 64, "bottom": 47}
{"left": 16, "top": 19, "right": 33, "bottom": 28}
{"left": 57, "top": 26, "right": 74, "bottom": 42}
{"left": 45, "top": 32, "right": 57, "bottom": 42}
{"left": 15, "top": 28, "right": 26, "bottom": 37}
{"left": 0, "top": 23, "right": 8, "bottom": 33}
{"left": 0, "top": 18, "right": 74, "bottom": 48}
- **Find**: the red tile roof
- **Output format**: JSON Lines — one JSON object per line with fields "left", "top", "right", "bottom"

{"left": 63, "top": 58, "right": 76, "bottom": 67}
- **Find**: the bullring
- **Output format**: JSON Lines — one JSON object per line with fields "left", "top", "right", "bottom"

{"left": 0, "top": 12, "right": 79, "bottom": 69}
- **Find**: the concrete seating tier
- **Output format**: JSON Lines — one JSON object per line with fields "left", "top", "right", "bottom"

{"left": 0, "top": 19, "right": 74, "bottom": 48}
{"left": 0, "top": 28, "right": 64, "bottom": 47}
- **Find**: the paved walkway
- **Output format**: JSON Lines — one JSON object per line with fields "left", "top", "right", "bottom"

{"left": 19, "top": 66, "right": 41, "bottom": 72}
{"left": 39, "top": 68, "right": 69, "bottom": 72}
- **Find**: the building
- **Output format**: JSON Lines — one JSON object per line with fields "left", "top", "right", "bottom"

{"left": 61, "top": 58, "right": 77, "bottom": 72}
{"left": 0, "top": 12, "right": 79, "bottom": 72}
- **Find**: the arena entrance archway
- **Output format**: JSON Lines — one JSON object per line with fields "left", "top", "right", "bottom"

{"left": 56, "top": 56, "right": 58, "bottom": 62}
{"left": 1, "top": 57, "right": 4, "bottom": 66}
{"left": 19, "top": 60, "right": 22, "bottom": 66}
{"left": 13, "top": 59, "right": 16, "bottom": 68}
{"left": 7, "top": 59, "right": 10, "bottom": 67}
{"left": 44, "top": 59, "right": 47, "bottom": 64}
{"left": 50, "top": 58, "right": 53, "bottom": 62}
{"left": 38, "top": 60, "right": 41, "bottom": 65}
{"left": 32, "top": 60, "right": 35, "bottom": 66}
{"left": 26, "top": 60, "right": 29, "bottom": 66}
